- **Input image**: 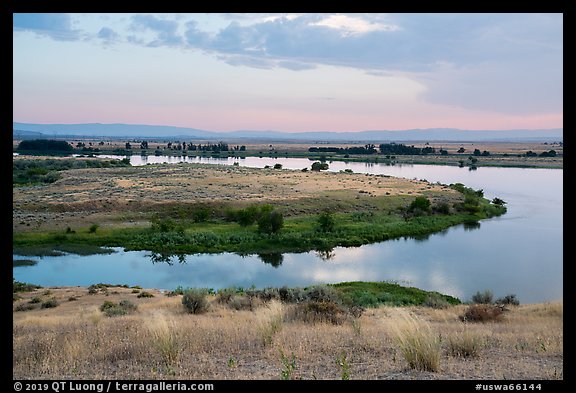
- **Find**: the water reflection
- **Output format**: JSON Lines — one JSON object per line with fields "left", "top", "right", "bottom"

{"left": 148, "top": 252, "right": 186, "bottom": 265}
{"left": 463, "top": 221, "right": 481, "bottom": 231}
{"left": 257, "top": 252, "right": 284, "bottom": 267}
{"left": 315, "top": 248, "right": 336, "bottom": 261}
{"left": 13, "top": 160, "right": 562, "bottom": 303}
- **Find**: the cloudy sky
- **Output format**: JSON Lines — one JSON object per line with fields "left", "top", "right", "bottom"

{"left": 13, "top": 13, "right": 563, "bottom": 132}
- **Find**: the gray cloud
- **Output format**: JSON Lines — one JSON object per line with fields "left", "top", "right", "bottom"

{"left": 97, "top": 27, "right": 118, "bottom": 44}
{"left": 13, "top": 13, "right": 80, "bottom": 41}
{"left": 130, "top": 14, "right": 183, "bottom": 47}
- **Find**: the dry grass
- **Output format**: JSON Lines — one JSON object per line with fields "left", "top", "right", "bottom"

{"left": 12, "top": 287, "right": 563, "bottom": 380}
{"left": 13, "top": 160, "right": 458, "bottom": 233}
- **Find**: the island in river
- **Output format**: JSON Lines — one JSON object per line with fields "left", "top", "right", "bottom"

{"left": 13, "top": 157, "right": 506, "bottom": 256}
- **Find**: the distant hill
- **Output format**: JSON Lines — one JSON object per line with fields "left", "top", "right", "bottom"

{"left": 12, "top": 122, "right": 563, "bottom": 142}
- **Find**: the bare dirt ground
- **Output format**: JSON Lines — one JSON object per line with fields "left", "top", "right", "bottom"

{"left": 13, "top": 161, "right": 457, "bottom": 233}
{"left": 13, "top": 286, "right": 563, "bottom": 380}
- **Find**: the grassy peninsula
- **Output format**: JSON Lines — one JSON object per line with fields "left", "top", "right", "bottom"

{"left": 13, "top": 158, "right": 506, "bottom": 256}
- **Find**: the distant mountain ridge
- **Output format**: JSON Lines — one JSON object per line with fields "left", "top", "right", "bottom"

{"left": 13, "top": 122, "right": 563, "bottom": 142}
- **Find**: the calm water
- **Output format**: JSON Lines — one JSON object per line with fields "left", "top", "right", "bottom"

{"left": 13, "top": 156, "right": 563, "bottom": 303}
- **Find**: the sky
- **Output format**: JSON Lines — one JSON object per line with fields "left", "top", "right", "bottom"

{"left": 13, "top": 13, "right": 563, "bottom": 132}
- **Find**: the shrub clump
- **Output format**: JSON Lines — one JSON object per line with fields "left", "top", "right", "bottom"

{"left": 137, "top": 291, "right": 154, "bottom": 298}
{"left": 182, "top": 288, "right": 210, "bottom": 314}
{"left": 15, "top": 303, "right": 36, "bottom": 312}
{"left": 471, "top": 290, "right": 494, "bottom": 304}
{"left": 41, "top": 298, "right": 59, "bottom": 309}
{"left": 460, "top": 304, "right": 504, "bottom": 323}
{"left": 495, "top": 294, "right": 520, "bottom": 306}
{"left": 100, "top": 299, "right": 137, "bottom": 317}
{"left": 286, "top": 300, "right": 348, "bottom": 325}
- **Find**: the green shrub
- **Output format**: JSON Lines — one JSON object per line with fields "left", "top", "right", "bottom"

{"left": 258, "top": 209, "right": 284, "bottom": 234}
{"left": 15, "top": 303, "right": 36, "bottom": 312}
{"left": 137, "top": 291, "right": 154, "bottom": 298}
{"left": 119, "top": 299, "right": 137, "bottom": 312}
{"left": 13, "top": 279, "right": 42, "bottom": 293}
{"left": 495, "top": 294, "right": 520, "bottom": 306}
{"left": 423, "top": 294, "right": 451, "bottom": 309}
{"left": 317, "top": 210, "right": 335, "bottom": 232}
{"left": 408, "top": 196, "right": 431, "bottom": 215}
{"left": 182, "top": 288, "right": 210, "bottom": 314}
{"left": 100, "top": 300, "right": 117, "bottom": 312}
{"left": 228, "top": 296, "right": 255, "bottom": 311}
{"left": 100, "top": 299, "right": 137, "bottom": 317}
{"left": 471, "top": 290, "right": 493, "bottom": 304}
{"left": 216, "top": 287, "right": 236, "bottom": 304}
{"left": 88, "top": 224, "right": 99, "bottom": 234}
{"left": 41, "top": 298, "right": 59, "bottom": 309}
{"left": 287, "top": 300, "right": 347, "bottom": 325}
{"left": 103, "top": 306, "right": 128, "bottom": 317}
{"left": 192, "top": 206, "right": 211, "bottom": 222}
{"left": 305, "top": 285, "right": 342, "bottom": 304}
{"left": 28, "top": 297, "right": 42, "bottom": 304}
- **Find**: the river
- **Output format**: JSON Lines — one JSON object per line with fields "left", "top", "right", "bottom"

{"left": 13, "top": 155, "right": 563, "bottom": 303}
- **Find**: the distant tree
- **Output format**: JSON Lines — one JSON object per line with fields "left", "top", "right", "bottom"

{"left": 491, "top": 197, "right": 506, "bottom": 206}
{"left": 408, "top": 196, "right": 431, "bottom": 214}
{"left": 125, "top": 142, "right": 132, "bottom": 150}
{"left": 273, "top": 163, "right": 283, "bottom": 169}
{"left": 258, "top": 208, "right": 284, "bottom": 235}
{"left": 99, "top": 141, "right": 105, "bottom": 146}
{"left": 240, "top": 145, "right": 246, "bottom": 151}
{"left": 236, "top": 205, "right": 261, "bottom": 227}
{"left": 140, "top": 141, "right": 148, "bottom": 149}
{"left": 539, "top": 150, "right": 557, "bottom": 157}
{"left": 439, "top": 149, "right": 448, "bottom": 155}
{"left": 17, "top": 139, "right": 73, "bottom": 152}
{"left": 317, "top": 210, "right": 335, "bottom": 232}
{"left": 311, "top": 162, "right": 329, "bottom": 171}
{"left": 76, "top": 142, "right": 85, "bottom": 148}
{"left": 473, "top": 149, "right": 482, "bottom": 156}
{"left": 457, "top": 147, "right": 466, "bottom": 153}
{"left": 481, "top": 150, "right": 490, "bottom": 156}
{"left": 257, "top": 252, "right": 283, "bottom": 267}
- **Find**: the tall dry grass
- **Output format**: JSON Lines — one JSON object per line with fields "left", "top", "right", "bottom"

{"left": 385, "top": 309, "right": 442, "bottom": 372}
{"left": 12, "top": 288, "right": 563, "bottom": 380}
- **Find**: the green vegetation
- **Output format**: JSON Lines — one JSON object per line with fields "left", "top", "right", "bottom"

{"left": 100, "top": 299, "right": 138, "bottom": 317}
{"left": 13, "top": 279, "right": 42, "bottom": 293}
{"left": 41, "top": 298, "right": 59, "bottom": 309}
{"left": 13, "top": 158, "right": 131, "bottom": 186}
{"left": 13, "top": 186, "right": 506, "bottom": 256}
{"left": 330, "top": 281, "right": 460, "bottom": 307}
{"left": 17, "top": 139, "right": 73, "bottom": 152}
{"left": 182, "top": 288, "right": 210, "bottom": 314}
{"left": 137, "top": 291, "right": 154, "bottom": 298}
